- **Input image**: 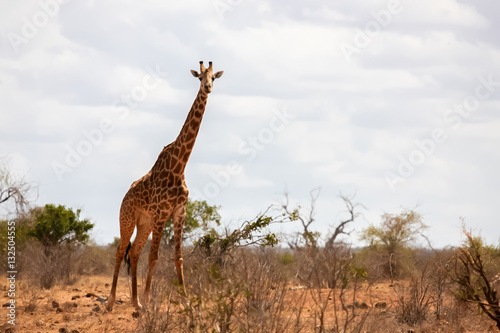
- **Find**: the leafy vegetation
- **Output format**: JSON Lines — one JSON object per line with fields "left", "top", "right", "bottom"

{"left": 359, "top": 208, "right": 427, "bottom": 280}
{"left": 194, "top": 208, "right": 284, "bottom": 263}
{"left": 29, "top": 204, "right": 94, "bottom": 247}
{"left": 360, "top": 209, "right": 427, "bottom": 253}
{"left": 162, "top": 199, "right": 221, "bottom": 247}
{"left": 452, "top": 226, "right": 500, "bottom": 330}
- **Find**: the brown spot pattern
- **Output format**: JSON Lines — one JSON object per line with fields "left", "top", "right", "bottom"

{"left": 107, "top": 63, "right": 218, "bottom": 312}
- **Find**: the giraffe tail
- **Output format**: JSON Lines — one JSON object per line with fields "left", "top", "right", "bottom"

{"left": 124, "top": 242, "right": 132, "bottom": 275}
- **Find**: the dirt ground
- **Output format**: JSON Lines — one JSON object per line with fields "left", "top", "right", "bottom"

{"left": 2, "top": 275, "right": 138, "bottom": 332}
{"left": 1, "top": 275, "right": 496, "bottom": 333}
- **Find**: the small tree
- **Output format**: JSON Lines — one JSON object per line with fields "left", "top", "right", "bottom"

{"left": 281, "top": 188, "right": 322, "bottom": 248}
{"left": 162, "top": 199, "right": 221, "bottom": 247}
{"left": 452, "top": 226, "right": 500, "bottom": 330}
{"left": 361, "top": 209, "right": 426, "bottom": 253}
{"left": 325, "top": 194, "right": 360, "bottom": 248}
{"left": 29, "top": 204, "right": 94, "bottom": 247}
{"left": 360, "top": 208, "right": 426, "bottom": 280}
{"left": 14, "top": 205, "right": 94, "bottom": 288}
{"left": 282, "top": 190, "right": 359, "bottom": 249}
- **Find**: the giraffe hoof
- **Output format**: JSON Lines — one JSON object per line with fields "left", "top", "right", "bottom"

{"left": 105, "top": 299, "right": 114, "bottom": 312}
{"left": 179, "top": 286, "right": 188, "bottom": 298}
{"left": 133, "top": 301, "right": 143, "bottom": 311}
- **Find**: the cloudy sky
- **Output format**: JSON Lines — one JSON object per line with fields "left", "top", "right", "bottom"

{"left": 1, "top": 0, "right": 499, "bottom": 248}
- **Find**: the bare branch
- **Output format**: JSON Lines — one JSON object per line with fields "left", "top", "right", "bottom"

{"left": 450, "top": 225, "right": 500, "bottom": 329}
{"left": 281, "top": 188, "right": 321, "bottom": 248}
{"left": 0, "top": 161, "right": 35, "bottom": 214}
{"left": 325, "top": 193, "right": 362, "bottom": 248}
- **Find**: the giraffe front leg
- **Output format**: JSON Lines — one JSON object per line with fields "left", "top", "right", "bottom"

{"left": 144, "top": 226, "right": 163, "bottom": 305}
{"left": 130, "top": 220, "right": 153, "bottom": 309}
{"left": 173, "top": 204, "right": 186, "bottom": 295}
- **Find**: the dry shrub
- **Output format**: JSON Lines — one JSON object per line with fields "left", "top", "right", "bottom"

{"left": 352, "top": 245, "right": 389, "bottom": 283}
{"left": 296, "top": 246, "right": 373, "bottom": 333}
{"left": 75, "top": 243, "right": 115, "bottom": 275}
{"left": 138, "top": 287, "right": 180, "bottom": 333}
{"left": 18, "top": 279, "right": 44, "bottom": 312}
{"left": 131, "top": 241, "right": 497, "bottom": 333}
{"left": 18, "top": 240, "right": 115, "bottom": 289}
{"left": 452, "top": 229, "right": 500, "bottom": 330}
{"left": 354, "top": 245, "right": 417, "bottom": 284}
{"left": 127, "top": 243, "right": 498, "bottom": 333}
{"left": 234, "top": 249, "right": 295, "bottom": 332}
{"left": 291, "top": 245, "right": 352, "bottom": 289}
{"left": 18, "top": 241, "right": 78, "bottom": 289}
{"left": 184, "top": 247, "right": 295, "bottom": 332}
{"left": 394, "top": 270, "right": 432, "bottom": 326}
{"left": 136, "top": 247, "right": 303, "bottom": 333}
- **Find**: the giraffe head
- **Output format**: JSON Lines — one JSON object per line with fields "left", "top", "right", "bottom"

{"left": 190, "top": 61, "right": 223, "bottom": 94}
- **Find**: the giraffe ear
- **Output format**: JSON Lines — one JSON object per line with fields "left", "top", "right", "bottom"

{"left": 214, "top": 71, "right": 224, "bottom": 79}
{"left": 190, "top": 70, "right": 200, "bottom": 78}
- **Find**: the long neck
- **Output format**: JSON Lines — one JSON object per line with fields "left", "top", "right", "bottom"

{"left": 172, "top": 89, "right": 208, "bottom": 164}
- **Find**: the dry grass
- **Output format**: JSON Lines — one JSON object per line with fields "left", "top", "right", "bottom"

{"left": 3, "top": 244, "right": 499, "bottom": 332}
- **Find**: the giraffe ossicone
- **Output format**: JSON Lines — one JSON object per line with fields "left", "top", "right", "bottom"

{"left": 106, "top": 61, "right": 223, "bottom": 311}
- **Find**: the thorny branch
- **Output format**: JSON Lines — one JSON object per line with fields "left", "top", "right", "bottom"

{"left": 0, "top": 161, "right": 34, "bottom": 214}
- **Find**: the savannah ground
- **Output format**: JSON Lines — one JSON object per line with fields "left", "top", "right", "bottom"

{"left": 1, "top": 244, "right": 498, "bottom": 333}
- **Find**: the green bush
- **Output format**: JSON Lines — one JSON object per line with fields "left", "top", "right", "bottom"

{"left": 29, "top": 204, "right": 94, "bottom": 247}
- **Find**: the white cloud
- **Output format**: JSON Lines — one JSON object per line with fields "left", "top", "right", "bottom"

{"left": 401, "top": 0, "right": 488, "bottom": 28}
{"left": 302, "top": 5, "right": 356, "bottom": 22}
{"left": 0, "top": 0, "right": 498, "bottom": 248}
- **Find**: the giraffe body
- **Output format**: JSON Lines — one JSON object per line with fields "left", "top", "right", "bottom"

{"left": 107, "top": 61, "right": 223, "bottom": 310}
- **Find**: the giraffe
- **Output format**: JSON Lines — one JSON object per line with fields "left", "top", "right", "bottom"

{"left": 106, "top": 61, "right": 224, "bottom": 311}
